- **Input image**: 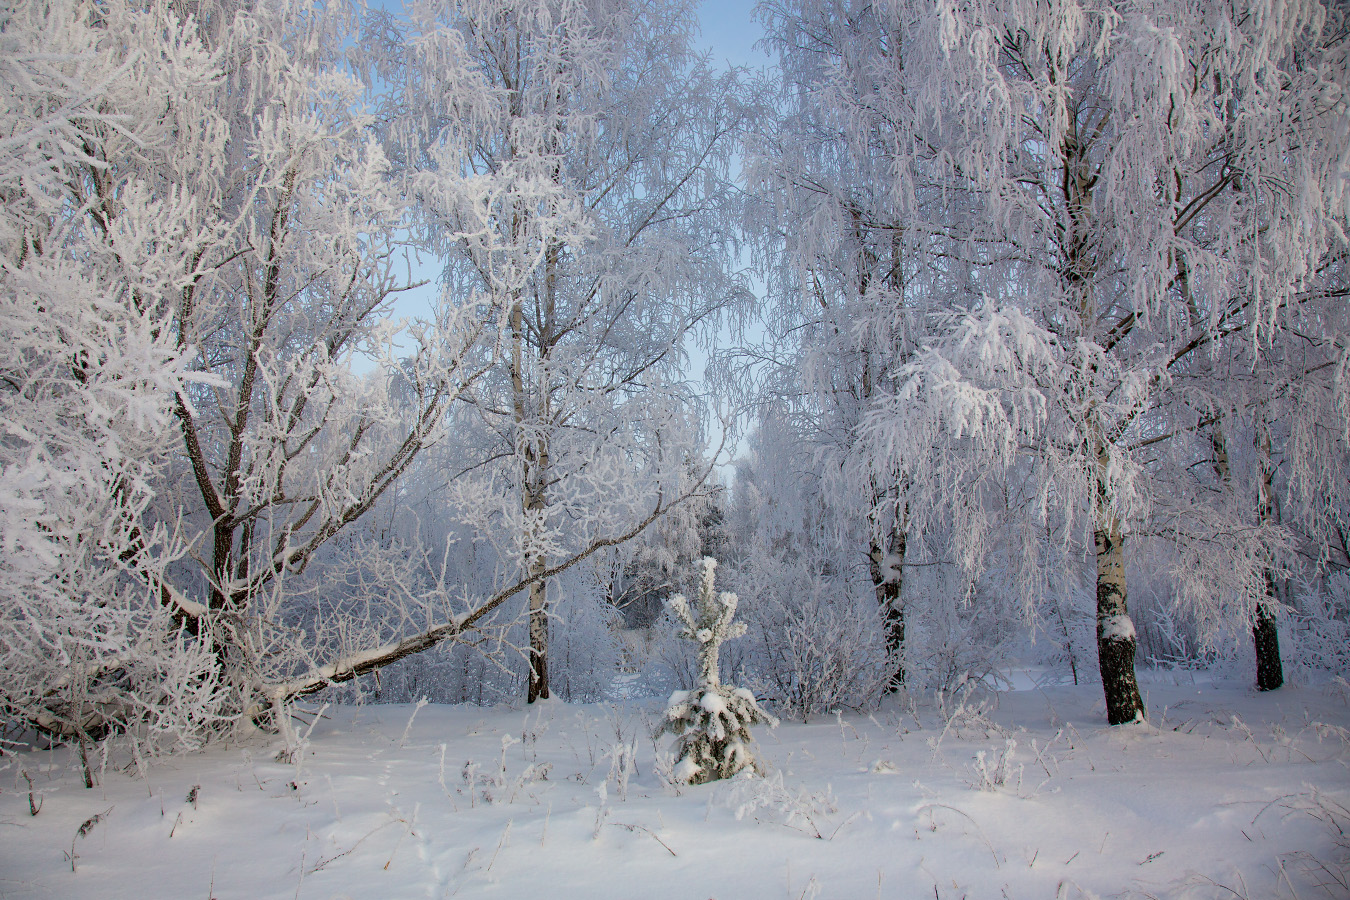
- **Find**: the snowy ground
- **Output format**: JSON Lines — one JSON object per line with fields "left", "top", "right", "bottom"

{"left": 2, "top": 673, "right": 1347, "bottom": 900}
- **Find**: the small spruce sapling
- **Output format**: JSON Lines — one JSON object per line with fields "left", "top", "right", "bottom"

{"left": 659, "top": 558, "right": 778, "bottom": 784}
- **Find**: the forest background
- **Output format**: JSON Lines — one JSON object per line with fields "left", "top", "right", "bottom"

{"left": 1, "top": 0, "right": 1348, "bottom": 763}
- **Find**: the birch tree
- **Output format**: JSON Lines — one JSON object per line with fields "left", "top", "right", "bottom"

{"left": 1, "top": 0, "right": 508, "bottom": 738}
{"left": 0, "top": 0, "right": 229, "bottom": 751}
{"left": 381, "top": 0, "right": 745, "bottom": 702}
{"left": 854, "top": 0, "right": 1348, "bottom": 722}
{"left": 746, "top": 0, "right": 1012, "bottom": 687}
{"left": 124, "top": 0, "right": 510, "bottom": 727}
{"left": 0, "top": 0, "right": 739, "bottom": 741}
{"left": 1171, "top": 257, "right": 1350, "bottom": 689}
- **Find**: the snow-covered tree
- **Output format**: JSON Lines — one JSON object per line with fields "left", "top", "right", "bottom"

{"left": 0, "top": 0, "right": 533, "bottom": 741}
{"left": 743, "top": 0, "right": 939, "bottom": 686}
{"left": 0, "top": 0, "right": 229, "bottom": 753}
{"left": 853, "top": 0, "right": 1348, "bottom": 722}
{"left": 378, "top": 0, "right": 746, "bottom": 702}
{"left": 117, "top": 0, "right": 505, "bottom": 726}
{"left": 660, "top": 557, "right": 777, "bottom": 784}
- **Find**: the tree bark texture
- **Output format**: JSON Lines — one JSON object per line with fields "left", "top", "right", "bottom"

{"left": 527, "top": 554, "right": 550, "bottom": 703}
{"left": 519, "top": 232, "right": 559, "bottom": 705}
{"left": 1254, "top": 421, "right": 1285, "bottom": 691}
{"left": 1094, "top": 517, "right": 1145, "bottom": 725}
{"left": 868, "top": 508, "right": 907, "bottom": 691}
{"left": 1253, "top": 576, "right": 1284, "bottom": 692}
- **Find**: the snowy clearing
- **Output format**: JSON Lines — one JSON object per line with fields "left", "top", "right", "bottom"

{"left": 2, "top": 675, "right": 1347, "bottom": 900}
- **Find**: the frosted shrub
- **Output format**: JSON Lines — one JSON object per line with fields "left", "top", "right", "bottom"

{"left": 1288, "top": 575, "right": 1350, "bottom": 681}
{"left": 907, "top": 568, "right": 1020, "bottom": 693}
{"left": 969, "top": 739, "right": 1023, "bottom": 794}
{"left": 727, "top": 770, "right": 841, "bottom": 839}
{"left": 658, "top": 558, "right": 777, "bottom": 785}
{"left": 737, "top": 555, "right": 892, "bottom": 720}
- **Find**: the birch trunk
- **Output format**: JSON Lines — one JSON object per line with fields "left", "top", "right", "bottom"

{"left": 521, "top": 235, "right": 559, "bottom": 704}
{"left": 868, "top": 501, "right": 908, "bottom": 690}
{"left": 512, "top": 286, "right": 551, "bottom": 703}
{"left": 1094, "top": 518, "right": 1144, "bottom": 724}
{"left": 1063, "top": 103, "right": 1143, "bottom": 725}
{"left": 526, "top": 548, "right": 550, "bottom": 702}
{"left": 1094, "top": 446, "right": 1145, "bottom": 725}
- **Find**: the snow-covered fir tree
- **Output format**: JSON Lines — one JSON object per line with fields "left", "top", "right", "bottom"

{"left": 660, "top": 557, "right": 777, "bottom": 785}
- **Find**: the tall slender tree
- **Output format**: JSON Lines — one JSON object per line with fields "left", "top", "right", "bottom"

{"left": 747, "top": 0, "right": 954, "bottom": 685}
{"left": 383, "top": 0, "right": 746, "bottom": 701}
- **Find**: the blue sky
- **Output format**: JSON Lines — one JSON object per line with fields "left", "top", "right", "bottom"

{"left": 697, "top": 0, "right": 771, "bottom": 69}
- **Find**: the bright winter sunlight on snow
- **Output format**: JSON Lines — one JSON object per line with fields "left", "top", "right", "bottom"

{"left": 2, "top": 0, "right": 1348, "bottom": 898}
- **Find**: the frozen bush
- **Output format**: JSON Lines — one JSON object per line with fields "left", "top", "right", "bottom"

{"left": 735, "top": 553, "right": 891, "bottom": 721}
{"left": 905, "top": 564, "right": 1021, "bottom": 692}
{"left": 1288, "top": 574, "right": 1350, "bottom": 681}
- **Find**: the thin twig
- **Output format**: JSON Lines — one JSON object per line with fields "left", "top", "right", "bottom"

{"left": 610, "top": 822, "right": 678, "bottom": 856}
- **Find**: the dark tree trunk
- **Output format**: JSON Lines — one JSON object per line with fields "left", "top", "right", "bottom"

{"left": 869, "top": 505, "right": 908, "bottom": 691}
{"left": 526, "top": 555, "right": 550, "bottom": 703}
{"left": 1095, "top": 521, "right": 1145, "bottom": 725}
{"left": 527, "top": 639, "right": 550, "bottom": 703}
{"left": 1253, "top": 422, "right": 1284, "bottom": 692}
{"left": 1253, "top": 577, "right": 1284, "bottom": 692}
{"left": 883, "top": 599, "right": 906, "bottom": 690}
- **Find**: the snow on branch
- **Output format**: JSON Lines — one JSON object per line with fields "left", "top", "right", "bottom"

{"left": 659, "top": 557, "right": 777, "bottom": 785}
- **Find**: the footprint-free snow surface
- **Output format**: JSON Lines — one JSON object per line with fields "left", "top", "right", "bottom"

{"left": 2, "top": 675, "right": 1347, "bottom": 899}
